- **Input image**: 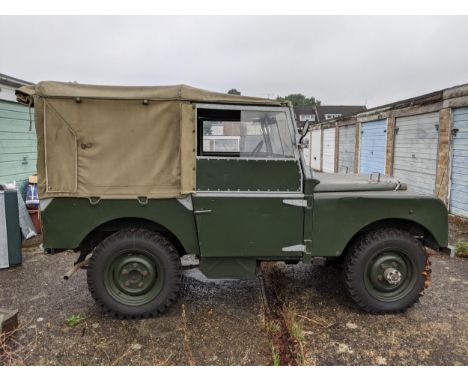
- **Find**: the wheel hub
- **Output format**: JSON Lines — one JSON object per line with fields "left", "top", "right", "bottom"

{"left": 113, "top": 256, "right": 158, "bottom": 296}
{"left": 383, "top": 267, "right": 402, "bottom": 285}
{"left": 364, "top": 250, "right": 415, "bottom": 301}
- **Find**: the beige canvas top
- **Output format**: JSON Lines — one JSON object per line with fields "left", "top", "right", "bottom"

{"left": 16, "top": 81, "right": 283, "bottom": 106}
{"left": 16, "top": 81, "right": 283, "bottom": 199}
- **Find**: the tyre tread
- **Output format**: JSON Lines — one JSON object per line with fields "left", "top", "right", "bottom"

{"left": 344, "top": 228, "right": 426, "bottom": 314}
{"left": 87, "top": 228, "right": 181, "bottom": 319}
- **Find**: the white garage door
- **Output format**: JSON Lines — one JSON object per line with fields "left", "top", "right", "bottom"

{"left": 302, "top": 132, "right": 311, "bottom": 167}
{"left": 450, "top": 107, "right": 468, "bottom": 218}
{"left": 310, "top": 130, "right": 322, "bottom": 171}
{"left": 338, "top": 124, "right": 356, "bottom": 174}
{"left": 393, "top": 112, "right": 439, "bottom": 195}
{"left": 322, "top": 128, "right": 336, "bottom": 173}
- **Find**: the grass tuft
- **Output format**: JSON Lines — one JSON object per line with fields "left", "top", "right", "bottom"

{"left": 65, "top": 314, "right": 85, "bottom": 327}
{"left": 455, "top": 241, "right": 468, "bottom": 258}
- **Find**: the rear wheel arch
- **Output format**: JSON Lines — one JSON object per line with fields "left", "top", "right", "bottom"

{"left": 76, "top": 217, "right": 188, "bottom": 257}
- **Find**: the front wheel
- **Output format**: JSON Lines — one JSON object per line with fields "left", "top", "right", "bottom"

{"left": 344, "top": 228, "right": 428, "bottom": 313}
{"left": 87, "top": 229, "right": 182, "bottom": 318}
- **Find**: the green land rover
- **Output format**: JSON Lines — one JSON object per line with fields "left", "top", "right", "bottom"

{"left": 16, "top": 82, "right": 449, "bottom": 318}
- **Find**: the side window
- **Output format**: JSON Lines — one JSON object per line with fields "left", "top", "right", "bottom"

{"left": 240, "top": 110, "right": 294, "bottom": 158}
{"left": 198, "top": 108, "right": 295, "bottom": 158}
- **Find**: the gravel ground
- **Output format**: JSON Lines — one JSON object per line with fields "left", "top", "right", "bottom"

{"left": 0, "top": 217, "right": 467, "bottom": 366}
{"left": 0, "top": 243, "right": 269, "bottom": 365}
{"left": 273, "top": 253, "right": 468, "bottom": 365}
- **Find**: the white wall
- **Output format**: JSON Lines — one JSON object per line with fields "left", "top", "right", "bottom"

{"left": 0, "top": 84, "right": 17, "bottom": 102}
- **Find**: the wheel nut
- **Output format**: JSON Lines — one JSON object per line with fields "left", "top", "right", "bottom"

{"left": 125, "top": 281, "right": 130, "bottom": 287}
{"left": 377, "top": 275, "right": 383, "bottom": 281}
{"left": 138, "top": 282, "right": 144, "bottom": 288}
{"left": 142, "top": 270, "right": 148, "bottom": 277}
{"left": 133, "top": 263, "right": 138, "bottom": 268}
{"left": 121, "top": 269, "right": 128, "bottom": 275}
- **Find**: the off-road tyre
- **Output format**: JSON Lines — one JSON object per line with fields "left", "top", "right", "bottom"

{"left": 87, "top": 229, "right": 182, "bottom": 318}
{"left": 344, "top": 228, "right": 427, "bottom": 313}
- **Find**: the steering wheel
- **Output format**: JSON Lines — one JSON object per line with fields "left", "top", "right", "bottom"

{"left": 253, "top": 141, "right": 264, "bottom": 153}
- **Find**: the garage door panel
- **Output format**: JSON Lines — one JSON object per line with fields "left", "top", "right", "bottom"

{"left": 454, "top": 110, "right": 468, "bottom": 119}
{"left": 322, "top": 128, "right": 335, "bottom": 173}
{"left": 310, "top": 130, "right": 321, "bottom": 171}
{"left": 393, "top": 113, "right": 439, "bottom": 195}
{"left": 394, "top": 152, "right": 439, "bottom": 160}
{"left": 338, "top": 125, "right": 356, "bottom": 174}
{"left": 450, "top": 107, "right": 468, "bottom": 217}
{"left": 453, "top": 130, "right": 468, "bottom": 139}
{"left": 394, "top": 133, "right": 440, "bottom": 139}
{"left": 392, "top": 162, "right": 437, "bottom": 175}
{"left": 359, "top": 119, "right": 387, "bottom": 175}
{"left": 394, "top": 113, "right": 439, "bottom": 122}
{"left": 302, "top": 132, "right": 311, "bottom": 167}
{"left": 394, "top": 171, "right": 437, "bottom": 183}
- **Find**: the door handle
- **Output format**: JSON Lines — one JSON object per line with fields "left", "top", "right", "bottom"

{"left": 194, "top": 209, "right": 212, "bottom": 215}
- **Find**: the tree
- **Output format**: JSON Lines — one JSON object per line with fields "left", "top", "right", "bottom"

{"left": 276, "top": 94, "right": 321, "bottom": 106}
{"left": 227, "top": 89, "right": 241, "bottom": 95}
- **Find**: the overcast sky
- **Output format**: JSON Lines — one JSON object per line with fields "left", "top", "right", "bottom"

{"left": 1, "top": 16, "right": 467, "bottom": 107}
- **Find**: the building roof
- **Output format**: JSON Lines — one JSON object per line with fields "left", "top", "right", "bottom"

{"left": 0, "top": 73, "right": 33, "bottom": 88}
{"left": 315, "top": 105, "right": 367, "bottom": 121}
{"left": 293, "top": 105, "right": 316, "bottom": 115}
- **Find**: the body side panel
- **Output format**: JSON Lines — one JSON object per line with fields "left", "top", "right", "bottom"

{"left": 192, "top": 195, "right": 304, "bottom": 258}
{"left": 311, "top": 191, "right": 448, "bottom": 257}
{"left": 41, "top": 197, "right": 200, "bottom": 254}
{"left": 196, "top": 157, "right": 302, "bottom": 192}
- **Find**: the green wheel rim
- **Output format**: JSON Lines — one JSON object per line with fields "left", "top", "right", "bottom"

{"left": 364, "top": 249, "right": 416, "bottom": 302}
{"left": 104, "top": 250, "right": 164, "bottom": 306}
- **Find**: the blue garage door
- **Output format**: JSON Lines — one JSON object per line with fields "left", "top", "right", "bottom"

{"left": 450, "top": 107, "right": 468, "bottom": 218}
{"left": 359, "top": 119, "right": 387, "bottom": 174}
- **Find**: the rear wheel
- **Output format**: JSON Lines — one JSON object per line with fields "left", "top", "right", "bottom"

{"left": 87, "top": 229, "right": 181, "bottom": 318}
{"left": 344, "top": 228, "right": 427, "bottom": 313}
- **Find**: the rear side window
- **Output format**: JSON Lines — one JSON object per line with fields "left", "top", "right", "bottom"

{"left": 198, "top": 108, "right": 295, "bottom": 158}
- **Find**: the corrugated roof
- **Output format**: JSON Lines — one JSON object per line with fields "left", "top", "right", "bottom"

{"left": 0, "top": 73, "right": 33, "bottom": 87}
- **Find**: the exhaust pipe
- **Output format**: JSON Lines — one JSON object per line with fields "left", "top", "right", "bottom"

{"left": 63, "top": 256, "right": 91, "bottom": 280}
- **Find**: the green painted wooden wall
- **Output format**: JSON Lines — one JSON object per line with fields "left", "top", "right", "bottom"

{"left": 0, "top": 100, "right": 37, "bottom": 195}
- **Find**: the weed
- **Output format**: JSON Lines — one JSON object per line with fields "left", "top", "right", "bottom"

{"left": 266, "top": 319, "right": 280, "bottom": 335}
{"left": 455, "top": 241, "right": 468, "bottom": 258}
{"left": 0, "top": 319, "right": 37, "bottom": 365}
{"left": 180, "top": 304, "right": 195, "bottom": 365}
{"left": 65, "top": 314, "right": 85, "bottom": 327}
{"left": 271, "top": 343, "right": 281, "bottom": 366}
{"left": 281, "top": 305, "right": 305, "bottom": 364}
